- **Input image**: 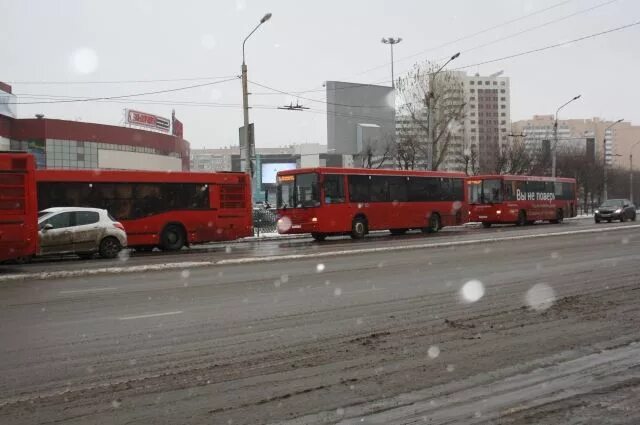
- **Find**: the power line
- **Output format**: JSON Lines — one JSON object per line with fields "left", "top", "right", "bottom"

{"left": 434, "top": 0, "right": 618, "bottom": 62}
{"left": 6, "top": 77, "right": 240, "bottom": 105}
{"left": 353, "top": 0, "right": 576, "bottom": 77}
{"left": 453, "top": 19, "right": 640, "bottom": 71}
{"left": 248, "top": 80, "right": 394, "bottom": 109}
{"left": 6, "top": 75, "right": 238, "bottom": 85}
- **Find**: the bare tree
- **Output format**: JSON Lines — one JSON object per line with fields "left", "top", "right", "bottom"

{"left": 493, "top": 139, "right": 533, "bottom": 175}
{"left": 355, "top": 137, "right": 395, "bottom": 169}
{"left": 460, "top": 145, "right": 479, "bottom": 176}
{"left": 396, "top": 61, "right": 466, "bottom": 171}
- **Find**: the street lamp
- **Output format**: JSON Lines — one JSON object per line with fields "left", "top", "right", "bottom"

{"left": 241, "top": 12, "right": 272, "bottom": 175}
{"left": 630, "top": 140, "right": 640, "bottom": 203}
{"left": 381, "top": 37, "right": 402, "bottom": 88}
{"left": 427, "top": 52, "right": 460, "bottom": 169}
{"left": 552, "top": 95, "right": 581, "bottom": 177}
{"left": 602, "top": 118, "right": 624, "bottom": 201}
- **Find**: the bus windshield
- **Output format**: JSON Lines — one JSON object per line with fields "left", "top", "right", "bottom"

{"left": 277, "top": 173, "right": 320, "bottom": 208}
{"left": 468, "top": 179, "right": 502, "bottom": 204}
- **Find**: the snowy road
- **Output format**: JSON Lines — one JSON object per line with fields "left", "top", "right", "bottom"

{"left": 0, "top": 221, "right": 639, "bottom": 424}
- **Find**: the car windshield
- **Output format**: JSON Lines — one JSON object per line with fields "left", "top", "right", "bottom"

{"left": 601, "top": 200, "right": 624, "bottom": 208}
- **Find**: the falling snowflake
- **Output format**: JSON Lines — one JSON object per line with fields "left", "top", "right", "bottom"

{"left": 333, "top": 287, "right": 342, "bottom": 297}
{"left": 316, "top": 263, "right": 325, "bottom": 272}
{"left": 427, "top": 345, "right": 440, "bottom": 359}
{"left": 459, "top": 280, "right": 485, "bottom": 303}
{"left": 525, "top": 283, "right": 556, "bottom": 311}
{"left": 181, "top": 269, "right": 190, "bottom": 279}
{"left": 277, "top": 216, "right": 292, "bottom": 233}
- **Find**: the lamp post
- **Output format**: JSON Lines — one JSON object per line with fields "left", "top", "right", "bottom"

{"left": 630, "top": 140, "right": 640, "bottom": 203}
{"left": 602, "top": 118, "right": 624, "bottom": 201}
{"left": 241, "top": 12, "right": 272, "bottom": 175}
{"left": 381, "top": 37, "right": 402, "bottom": 88}
{"left": 427, "top": 52, "right": 460, "bottom": 170}
{"left": 552, "top": 95, "right": 581, "bottom": 177}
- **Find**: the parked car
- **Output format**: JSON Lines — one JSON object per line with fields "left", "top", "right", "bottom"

{"left": 594, "top": 199, "right": 637, "bottom": 223}
{"left": 38, "top": 207, "right": 127, "bottom": 259}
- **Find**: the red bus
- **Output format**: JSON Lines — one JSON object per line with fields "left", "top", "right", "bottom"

{"left": 35, "top": 169, "right": 253, "bottom": 250}
{"left": 467, "top": 175, "right": 577, "bottom": 227}
{"left": 0, "top": 152, "right": 38, "bottom": 263}
{"left": 276, "top": 167, "right": 467, "bottom": 240}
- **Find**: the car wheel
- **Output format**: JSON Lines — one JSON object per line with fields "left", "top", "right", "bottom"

{"left": 350, "top": 217, "right": 367, "bottom": 239}
{"left": 160, "top": 224, "right": 186, "bottom": 251}
{"left": 390, "top": 228, "right": 408, "bottom": 235}
{"left": 311, "top": 232, "right": 327, "bottom": 241}
{"left": 607, "top": 219, "right": 612, "bottom": 223}
{"left": 482, "top": 222, "right": 491, "bottom": 228}
{"left": 632, "top": 213, "right": 637, "bottom": 222}
{"left": 516, "top": 211, "right": 527, "bottom": 226}
{"left": 595, "top": 217, "right": 601, "bottom": 223}
{"left": 99, "top": 237, "right": 121, "bottom": 259}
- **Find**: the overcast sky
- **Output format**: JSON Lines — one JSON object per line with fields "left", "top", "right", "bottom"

{"left": 3, "top": 0, "right": 639, "bottom": 149}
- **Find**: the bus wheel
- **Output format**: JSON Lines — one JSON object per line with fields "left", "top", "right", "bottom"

{"left": 390, "top": 229, "right": 407, "bottom": 235}
{"left": 311, "top": 233, "right": 327, "bottom": 242}
{"left": 550, "top": 209, "right": 563, "bottom": 224}
{"left": 161, "top": 224, "right": 186, "bottom": 251}
{"left": 99, "top": 237, "right": 121, "bottom": 259}
{"left": 482, "top": 222, "right": 492, "bottom": 228}
{"left": 516, "top": 211, "right": 527, "bottom": 226}
{"left": 424, "top": 213, "right": 441, "bottom": 233}
{"left": 351, "top": 217, "right": 367, "bottom": 239}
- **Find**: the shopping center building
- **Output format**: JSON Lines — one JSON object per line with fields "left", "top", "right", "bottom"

{"left": 0, "top": 82, "right": 190, "bottom": 171}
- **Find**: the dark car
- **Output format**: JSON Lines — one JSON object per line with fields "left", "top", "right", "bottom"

{"left": 594, "top": 199, "right": 637, "bottom": 223}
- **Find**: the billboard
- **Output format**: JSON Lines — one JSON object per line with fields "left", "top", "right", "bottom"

{"left": 126, "top": 109, "right": 170, "bottom": 132}
{"left": 261, "top": 162, "right": 296, "bottom": 184}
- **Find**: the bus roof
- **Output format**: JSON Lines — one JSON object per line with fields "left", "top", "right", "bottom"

{"left": 470, "top": 174, "right": 576, "bottom": 183}
{"left": 277, "top": 167, "right": 467, "bottom": 178}
{"left": 35, "top": 168, "right": 248, "bottom": 185}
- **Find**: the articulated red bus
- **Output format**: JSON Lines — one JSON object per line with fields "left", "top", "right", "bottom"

{"left": 0, "top": 152, "right": 38, "bottom": 263}
{"left": 467, "top": 175, "right": 577, "bottom": 227}
{"left": 35, "top": 169, "right": 253, "bottom": 250}
{"left": 276, "top": 167, "right": 467, "bottom": 240}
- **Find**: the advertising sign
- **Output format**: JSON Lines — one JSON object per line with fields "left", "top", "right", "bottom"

{"left": 126, "top": 109, "right": 170, "bottom": 132}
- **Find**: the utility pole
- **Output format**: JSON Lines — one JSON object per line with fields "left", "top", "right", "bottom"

{"left": 630, "top": 140, "right": 640, "bottom": 203}
{"left": 602, "top": 119, "right": 623, "bottom": 201}
{"left": 381, "top": 37, "right": 402, "bottom": 88}
{"left": 552, "top": 95, "right": 581, "bottom": 177}
{"left": 241, "top": 12, "right": 272, "bottom": 176}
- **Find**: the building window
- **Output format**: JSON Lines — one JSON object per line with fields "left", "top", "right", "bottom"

{"left": 500, "top": 89, "right": 506, "bottom": 93}
{"left": 501, "top": 81, "right": 506, "bottom": 86}
{"left": 469, "top": 89, "right": 475, "bottom": 93}
{"left": 501, "top": 112, "right": 506, "bottom": 117}
{"left": 501, "top": 97, "right": 506, "bottom": 101}
{"left": 501, "top": 120, "right": 506, "bottom": 125}
{"left": 470, "top": 81, "right": 475, "bottom": 85}
{"left": 470, "top": 120, "right": 476, "bottom": 124}
{"left": 501, "top": 105, "right": 506, "bottom": 109}
{"left": 501, "top": 128, "right": 506, "bottom": 132}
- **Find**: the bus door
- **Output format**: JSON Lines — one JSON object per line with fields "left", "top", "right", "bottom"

{"left": 320, "top": 174, "right": 346, "bottom": 233}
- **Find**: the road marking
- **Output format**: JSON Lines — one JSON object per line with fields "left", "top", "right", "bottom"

{"left": 118, "top": 311, "right": 183, "bottom": 321}
{"left": 2, "top": 224, "right": 639, "bottom": 282}
{"left": 59, "top": 287, "right": 116, "bottom": 295}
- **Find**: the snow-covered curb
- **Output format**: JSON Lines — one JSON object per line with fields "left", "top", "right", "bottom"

{"left": 2, "top": 223, "right": 639, "bottom": 283}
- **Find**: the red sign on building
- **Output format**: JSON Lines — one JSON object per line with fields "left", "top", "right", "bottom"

{"left": 126, "top": 109, "right": 170, "bottom": 132}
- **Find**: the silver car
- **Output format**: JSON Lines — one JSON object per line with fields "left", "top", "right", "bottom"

{"left": 38, "top": 207, "right": 127, "bottom": 259}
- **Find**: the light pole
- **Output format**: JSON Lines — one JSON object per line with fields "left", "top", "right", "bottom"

{"left": 381, "top": 37, "right": 402, "bottom": 88}
{"left": 602, "top": 118, "right": 624, "bottom": 201}
{"left": 630, "top": 140, "right": 640, "bottom": 203}
{"left": 241, "top": 12, "right": 272, "bottom": 175}
{"left": 427, "top": 52, "right": 460, "bottom": 170}
{"left": 552, "top": 95, "right": 581, "bottom": 177}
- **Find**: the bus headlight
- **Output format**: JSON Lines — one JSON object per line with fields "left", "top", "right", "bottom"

{"left": 496, "top": 210, "right": 502, "bottom": 215}
{"left": 311, "top": 217, "right": 318, "bottom": 222}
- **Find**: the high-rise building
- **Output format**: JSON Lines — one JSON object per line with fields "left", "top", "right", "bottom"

{"left": 459, "top": 71, "right": 511, "bottom": 173}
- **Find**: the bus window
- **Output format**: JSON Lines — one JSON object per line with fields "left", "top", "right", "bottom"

{"left": 388, "top": 176, "right": 408, "bottom": 202}
{"left": 482, "top": 179, "right": 502, "bottom": 203}
{"left": 348, "top": 175, "right": 370, "bottom": 203}
{"left": 369, "top": 176, "right": 389, "bottom": 202}
{"left": 323, "top": 175, "right": 344, "bottom": 204}
{"left": 294, "top": 173, "right": 320, "bottom": 208}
